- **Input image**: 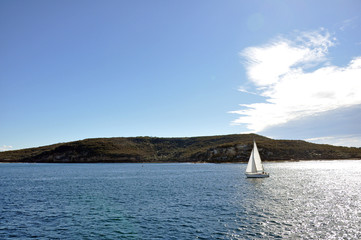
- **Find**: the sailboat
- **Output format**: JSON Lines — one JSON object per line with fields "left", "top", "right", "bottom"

{"left": 245, "top": 140, "right": 269, "bottom": 178}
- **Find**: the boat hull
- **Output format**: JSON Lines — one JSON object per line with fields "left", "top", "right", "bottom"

{"left": 246, "top": 173, "right": 270, "bottom": 178}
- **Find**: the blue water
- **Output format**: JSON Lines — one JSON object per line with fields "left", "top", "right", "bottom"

{"left": 1, "top": 161, "right": 360, "bottom": 239}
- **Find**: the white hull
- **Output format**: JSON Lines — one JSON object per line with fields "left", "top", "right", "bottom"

{"left": 246, "top": 172, "right": 269, "bottom": 178}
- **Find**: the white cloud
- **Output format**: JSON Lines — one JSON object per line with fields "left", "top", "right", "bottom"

{"left": 0, "top": 145, "right": 13, "bottom": 152}
{"left": 306, "top": 135, "right": 361, "bottom": 148}
{"left": 240, "top": 29, "right": 334, "bottom": 87}
{"left": 232, "top": 29, "right": 361, "bottom": 134}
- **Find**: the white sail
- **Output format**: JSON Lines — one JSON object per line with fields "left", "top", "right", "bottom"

{"left": 246, "top": 148, "right": 257, "bottom": 173}
{"left": 252, "top": 141, "right": 264, "bottom": 172}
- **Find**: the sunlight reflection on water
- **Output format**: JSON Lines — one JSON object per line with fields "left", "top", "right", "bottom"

{"left": 237, "top": 160, "right": 361, "bottom": 239}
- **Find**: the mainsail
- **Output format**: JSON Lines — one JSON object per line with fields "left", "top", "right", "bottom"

{"left": 252, "top": 141, "right": 264, "bottom": 172}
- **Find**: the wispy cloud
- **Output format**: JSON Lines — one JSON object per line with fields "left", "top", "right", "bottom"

{"left": 0, "top": 145, "right": 13, "bottom": 152}
{"left": 339, "top": 17, "right": 358, "bottom": 31}
{"left": 237, "top": 86, "right": 259, "bottom": 95}
{"left": 306, "top": 135, "right": 361, "bottom": 148}
{"left": 231, "top": 29, "right": 361, "bottom": 134}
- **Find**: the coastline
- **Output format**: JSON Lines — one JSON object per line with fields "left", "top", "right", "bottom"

{"left": 1, "top": 158, "right": 360, "bottom": 164}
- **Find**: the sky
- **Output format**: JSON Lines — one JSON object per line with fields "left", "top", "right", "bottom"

{"left": 1, "top": 0, "right": 361, "bottom": 151}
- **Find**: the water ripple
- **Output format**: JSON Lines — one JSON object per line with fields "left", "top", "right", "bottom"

{"left": 0, "top": 161, "right": 360, "bottom": 239}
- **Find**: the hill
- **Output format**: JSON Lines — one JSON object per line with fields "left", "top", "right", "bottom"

{"left": 1, "top": 134, "right": 360, "bottom": 163}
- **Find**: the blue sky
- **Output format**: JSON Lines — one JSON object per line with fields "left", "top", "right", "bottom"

{"left": 1, "top": 0, "right": 361, "bottom": 150}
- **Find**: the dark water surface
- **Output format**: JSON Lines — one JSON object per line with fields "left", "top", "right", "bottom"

{"left": 1, "top": 161, "right": 360, "bottom": 239}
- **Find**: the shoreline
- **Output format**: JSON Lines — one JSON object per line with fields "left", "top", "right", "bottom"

{"left": 1, "top": 158, "right": 360, "bottom": 164}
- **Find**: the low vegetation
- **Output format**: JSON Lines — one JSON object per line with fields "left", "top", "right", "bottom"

{"left": 1, "top": 134, "right": 360, "bottom": 163}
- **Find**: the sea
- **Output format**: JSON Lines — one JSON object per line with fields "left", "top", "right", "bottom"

{"left": 0, "top": 160, "right": 360, "bottom": 239}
